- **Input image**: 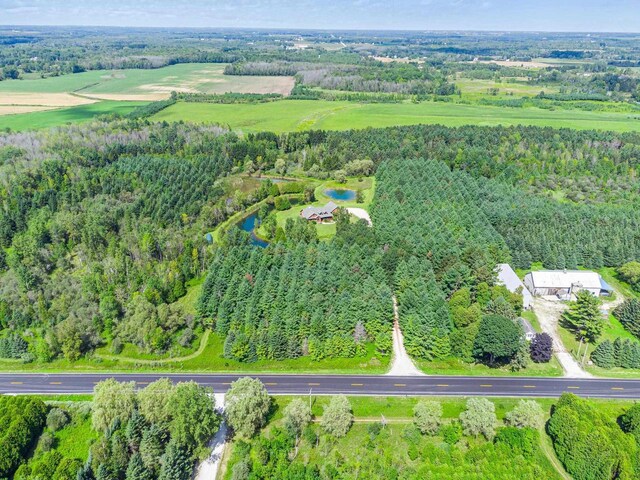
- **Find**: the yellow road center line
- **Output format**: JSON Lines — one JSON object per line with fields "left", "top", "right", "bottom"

{"left": 612, "top": 387, "right": 624, "bottom": 390}
{"left": 265, "top": 382, "right": 278, "bottom": 386}
{"left": 10, "top": 381, "right": 23, "bottom": 385}
{"left": 136, "top": 382, "right": 149, "bottom": 385}
{"left": 436, "top": 384, "right": 449, "bottom": 387}
{"left": 351, "top": 383, "right": 364, "bottom": 386}
{"left": 523, "top": 385, "right": 536, "bottom": 388}
{"left": 222, "top": 382, "right": 232, "bottom": 385}
{"left": 49, "top": 382, "right": 62, "bottom": 385}
{"left": 480, "top": 384, "right": 493, "bottom": 387}
{"left": 308, "top": 383, "right": 320, "bottom": 386}
{"left": 394, "top": 383, "right": 406, "bottom": 387}
{"left": 567, "top": 386, "right": 580, "bottom": 389}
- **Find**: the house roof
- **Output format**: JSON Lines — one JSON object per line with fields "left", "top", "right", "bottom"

{"left": 527, "top": 270, "right": 602, "bottom": 290}
{"left": 496, "top": 263, "right": 533, "bottom": 307}
{"left": 497, "top": 264, "right": 528, "bottom": 294}
{"left": 300, "top": 202, "right": 339, "bottom": 220}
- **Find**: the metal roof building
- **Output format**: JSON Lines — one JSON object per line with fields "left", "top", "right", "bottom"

{"left": 496, "top": 264, "right": 533, "bottom": 310}
{"left": 523, "top": 270, "right": 612, "bottom": 299}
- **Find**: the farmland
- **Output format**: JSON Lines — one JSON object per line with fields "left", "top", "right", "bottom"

{"left": 0, "top": 63, "right": 295, "bottom": 131}
{"left": 0, "top": 101, "right": 146, "bottom": 131}
{"left": 0, "top": 63, "right": 295, "bottom": 99}
{"left": 152, "top": 99, "right": 640, "bottom": 133}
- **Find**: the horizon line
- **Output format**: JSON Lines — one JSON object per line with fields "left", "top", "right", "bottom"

{"left": 1, "top": 24, "right": 640, "bottom": 35}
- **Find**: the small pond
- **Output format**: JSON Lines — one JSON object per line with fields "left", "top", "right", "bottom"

{"left": 324, "top": 188, "right": 356, "bottom": 201}
{"left": 239, "top": 212, "right": 269, "bottom": 248}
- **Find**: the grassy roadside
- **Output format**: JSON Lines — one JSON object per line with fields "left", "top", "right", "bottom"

{"left": 0, "top": 335, "right": 389, "bottom": 374}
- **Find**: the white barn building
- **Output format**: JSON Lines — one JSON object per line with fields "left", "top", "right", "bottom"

{"left": 523, "top": 270, "right": 612, "bottom": 299}
{"left": 496, "top": 264, "right": 533, "bottom": 310}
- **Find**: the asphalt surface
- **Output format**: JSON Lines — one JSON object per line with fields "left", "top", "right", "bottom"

{"left": 2, "top": 373, "right": 640, "bottom": 398}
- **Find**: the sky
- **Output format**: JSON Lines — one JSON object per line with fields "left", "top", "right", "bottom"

{"left": 1, "top": 0, "right": 639, "bottom": 32}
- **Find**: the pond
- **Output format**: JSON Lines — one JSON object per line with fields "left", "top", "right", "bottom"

{"left": 238, "top": 212, "right": 269, "bottom": 248}
{"left": 324, "top": 188, "right": 356, "bottom": 201}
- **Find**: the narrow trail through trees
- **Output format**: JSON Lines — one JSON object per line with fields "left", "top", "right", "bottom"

{"left": 386, "top": 296, "right": 425, "bottom": 376}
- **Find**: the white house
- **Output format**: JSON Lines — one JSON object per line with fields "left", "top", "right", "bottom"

{"left": 523, "top": 270, "right": 612, "bottom": 299}
{"left": 518, "top": 317, "right": 537, "bottom": 341}
{"left": 496, "top": 263, "right": 533, "bottom": 310}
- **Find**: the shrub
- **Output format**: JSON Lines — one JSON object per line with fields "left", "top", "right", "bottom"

{"left": 46, "top": 408, "right": 70, "bottom": 432}
{"left": 440, "top": 422, "right": 462, "bottom": 445}
{"left": 504, "top": 400, "right": 544, "bottom": 429}
{"left": 460, "top": 398, "right": 497, "bottom": 439}
{"left": 37, "top": 431, "right": 55, "bottom": 452}
{"left": 494, "top": 427, "right": 538, "bottom": 458}
{"left": 620, "top": 403, "right": 640, "bottom": 443}
{"left": 321, "top": 395, "right": 353, "bottom": 438}
{"left": 548, "top": 393, "right": 637, "bottom": 480}
{"left": 274, "top": 196, "right": 291, "bottom": 211}
{"left": 413, "top": 400, "right": 442, "bottom": 435}
{"left": 530, "top": 333, "right": 553, "bottom": 363}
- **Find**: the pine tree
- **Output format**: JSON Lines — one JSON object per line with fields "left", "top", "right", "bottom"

{"left": 590, "top": 340, "right": 615, "bottom": 368}
{"left": 158, "top": 442, "right": 192, "bottom": 480}
{"left": 125, "top": 453, "right": 152, "bottom": 480}
{"left": 561, "top": 290, "right": 603, "bottom": 343}
{"left": 126, "top": 411, "right": 147, "bottom": 451}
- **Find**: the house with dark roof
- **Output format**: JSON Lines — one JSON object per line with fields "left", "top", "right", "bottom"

{"left": 300, "top": 202, "right": 339, "bottom": 223}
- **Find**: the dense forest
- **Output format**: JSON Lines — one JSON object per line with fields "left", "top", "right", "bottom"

{"left": 2, "top": 120, "right": 640, "bottom": 366}
{"left": 198, "top": 240, "right": 392, "bottom": 362}
{"left": 0, "top": 120, "right": 283, "bottom": 361}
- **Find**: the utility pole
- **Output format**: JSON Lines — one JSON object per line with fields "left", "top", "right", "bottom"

{"left": 309, "top": 388, "right": 312, "bottom": 411}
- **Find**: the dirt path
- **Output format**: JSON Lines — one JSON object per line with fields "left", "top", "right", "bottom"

{"left": 95, "top": 330, "right": 210, "bottom": 365}
{"left": 386, "top": 296, "right": 425, "bottom": 376}
{"left": 533, "top": 297, "right": 591, "bottom": 378}
{"left": 195, "top": 393, "right": 227, "bottom": 480}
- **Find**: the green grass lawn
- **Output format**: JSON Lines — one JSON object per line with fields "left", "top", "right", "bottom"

{"left": 271, "top": 395, "right": 634, "bottom": 421}
{"left": 416, "top": 355, "right": 564, "bottom": 377}
{"left": 152, "top": 99, "right": 640, "bottom": 133}
{"left": 0, "top": 101, "right": 146, "bottom": 131}
{"left": 256, "top": 177, "right": 374, "bottom": 241}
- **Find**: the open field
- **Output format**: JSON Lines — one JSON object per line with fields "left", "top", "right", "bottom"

{"left": 0, "top": 101, "right": 146, "bottom": 131}
{"left": 0, "top": 92, "right": 97, "bottom": 106}
{"left": 0, "top": 63, "right": 295, "bottom": 101}
{"left": 0, "top": 105, "right": 58, "bottom": 115}
{"left": 152, "top": 99, "right": 640, "bottom": 133}
{"left": 455, "top": 77, "right": 558, "bottom": 97}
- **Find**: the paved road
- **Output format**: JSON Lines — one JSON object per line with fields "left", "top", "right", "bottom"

{"left": 2, "top": 373, "right": 640, "bottom": 398}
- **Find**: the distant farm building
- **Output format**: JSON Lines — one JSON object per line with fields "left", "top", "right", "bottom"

{"left": 523, "top": 270, "right": 613, "bottom": 299}
{"left": 300, "top": 202, "right": 339, "bottom": 223}
{"left": 496, "top": 264, "right": 533, "bottom": 310}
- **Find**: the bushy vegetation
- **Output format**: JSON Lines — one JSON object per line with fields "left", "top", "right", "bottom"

{"left": 548, "top": 393, "right": 638, "bottom": 480}
{"left": 0, "top": 396, "right": 47, "bottom": 477}
{"left": 224, "top": 395, "right": 560, "bottom": 479}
